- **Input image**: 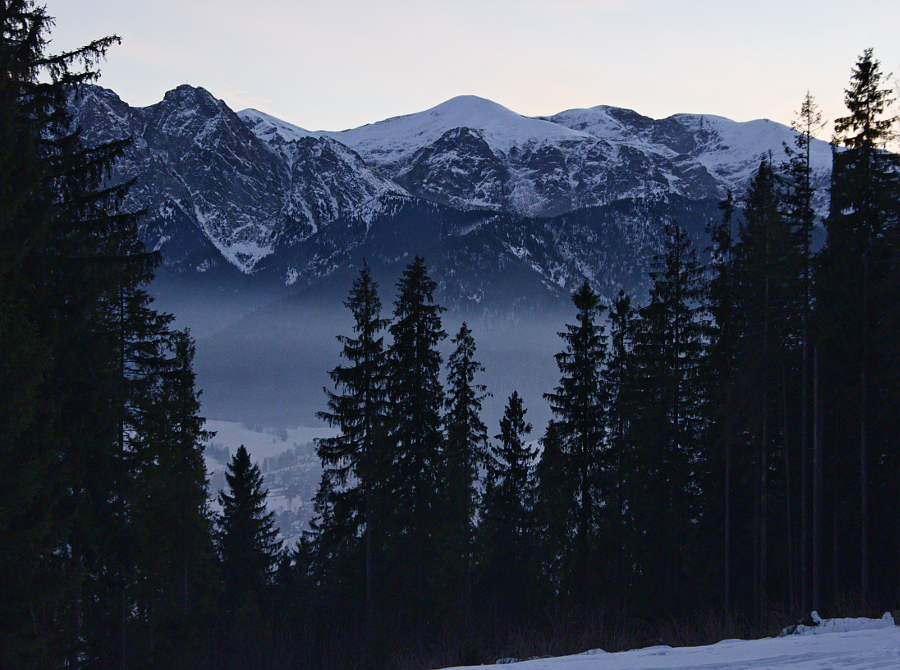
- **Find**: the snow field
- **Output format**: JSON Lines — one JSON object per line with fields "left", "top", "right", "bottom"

{"left": 455, "top": 614, "right": 900, "bottom": 670}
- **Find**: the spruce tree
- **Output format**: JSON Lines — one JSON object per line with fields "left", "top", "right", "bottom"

{"left": 216, "top": 446, "right": 282, "bottom": 614}
{"left": 781, "top": 91, "right": 825, "bottom": 614}
{"left": 384, "top": 256, "right": 446, "bottom": 626}
{"left": 479, "top": 391, "right": 535, "bottom": 616}
{"left": 606, "top": 290, "right": 636, "bottom": 607}
{"left": 739, "top": 160, "right": 782, "bottom": 621}
{"left": 730, "top": 159, "right": 800, "bottom": 620}
{"left": 313, "top": 262, "right": 388, "bottom": 625}
{"left": 543, "top": 280, "right": 607, "bottom": 600}
{"left": 628, "top": 222, "right": 708, "bottom": 608}
{"left": 443, "top": 322, "right": 489, "bottom": 625}
{"left": 706, "top": 191, "right": 739, "bottom": 612}
{"left": 816, "top": 48, "right": 899, "bottom": 605}
{"left": 531, "top": 420, "right": 568, "bottom": 603}
{"left": 133, "top": 329, "right": 214, "bottom": 667}
{"left": 0, "top": 3, "right": 195, "bottom": 666}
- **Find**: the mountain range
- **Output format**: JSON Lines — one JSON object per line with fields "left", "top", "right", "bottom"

{"left": 68, "top": 84, "right": 833, "bottom": 312}
{"left": 65, "top": 84, "right": 837, "bottom": 530}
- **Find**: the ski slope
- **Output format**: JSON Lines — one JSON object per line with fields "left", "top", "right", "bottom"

{"left": 443, "top": 614, "right": 900, "bottom": 670}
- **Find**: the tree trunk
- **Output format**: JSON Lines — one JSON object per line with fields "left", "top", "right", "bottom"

{"left": 725, "top": 384, "right": 733, "bottom": 613}
{"left": 861, "top": 249, "right": 870, "bottom": 604}
{"left": 801, "top": 318, "right": 810, "bottom": 614}
{"left": 813, "top": 345, "right": 822, "bottom": 612}
{"left": 760, "top": 391, "right": 768, "bottom": 621}
{"left": 783, "top": 367, "right": 796, "bottom": 613}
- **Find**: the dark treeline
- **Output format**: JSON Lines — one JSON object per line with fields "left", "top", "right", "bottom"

{"left": 4, "top": 3, "right": 900, "bottom": 668}
{"left": 1, "top": 2, "right": 216, "bottom": 669}
{"left": 270, "top": 49, "right": 900, "bottom": 667}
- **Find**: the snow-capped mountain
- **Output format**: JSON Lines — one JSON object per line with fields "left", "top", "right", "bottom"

{"left": 69, "top": 85, "right": 408, "bottom": 275}
{"left": 309, "top": 94, "right": 831, "bottom": 218}
{"left": 68, "top": 85, "right": 832, "bottom": 307}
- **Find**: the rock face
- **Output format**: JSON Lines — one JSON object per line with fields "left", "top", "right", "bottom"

{"left": 69, "top": 85, "right": 832, "bottom": 308}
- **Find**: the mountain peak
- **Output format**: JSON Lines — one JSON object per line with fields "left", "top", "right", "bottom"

{"left": 238, "top": 108, "right": 313, "bottom": 144}
{"left": 162, "top": 84, "right": 217, "bottom": 105}
{"left": 427, "top": 94, "right": 520, "bottom": 119}
{"left": 323, "top": 94, "right": 588, "bottom": 169}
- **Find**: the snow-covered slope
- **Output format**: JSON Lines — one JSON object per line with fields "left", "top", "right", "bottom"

{"left": 239, "top": 108, "right": 314, "bottom": 143}
{"left": 300, "top": 95, "right": 832, "bottom": 218}
{"left": 239, "top": 108, "right": 410, "bottom": 247}
{"left": 550, "top": 105, "right": 832, "bottom": 210}
{"left": 442, "top": 614, "right": 899, "bottom": 670}
{"left": 71, "top": 85, "right": 289, "bottom": 272}
{"left": 70, "top": 86, "right": 410, "bottom": 275}
{"left": 321, "top": 95, "right": 590, "bottom": 168}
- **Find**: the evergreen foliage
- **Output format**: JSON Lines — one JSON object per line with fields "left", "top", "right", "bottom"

{"left": 542, "top": 280, "right": 608, "bottom": 600}
{"left": 312, "top": 262, "right": 389, "bottom": 623}
{"left": 605, "top": 290, "right": 637, "bottom": 608}
{"left": 781, "top": 92, "right": 825, "bottom": 614}
{"left": 384, "top": 255, "right": 447, "bottom": 625}
{"left": 442, "top": 322, "right": 490, "bottom": 624}
{"left": 1, "top": 3, "right": 214, "bottom": 668}
{"left": 627, "top": 221, "right": 709, "bottom": 609}
{"left": 217, "top": 446, "right": 282, "bottom": 612}
{"left": 6, "top": 17, "right": 900, "bottom": 667}
{"left": 479, "top": 391, "right": 535, "bottom": 615}
{"left": 816, "top": 48, "right": 900, "bottom": 606}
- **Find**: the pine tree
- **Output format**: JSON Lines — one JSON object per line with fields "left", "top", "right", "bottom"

{"left": 479, "top": 391, "right": 535, "bottom": 616}
{"left": 313, "top": 262, "right": 389, "bottom": 626}
{"left": 383, "top": 256, "right": 446, "bottom": 626}
{"left": 628, "top": 222, "right": 708, "bottom": 608}
{"left": 816, "top": 48, "right": 899, "bottom": 605}
{"left": 543, "top": 280, "right": 607, "bottom": 600}
{"left": 443, "top": 322, "right": 490, "bottom": 626}
{"left": 216, "top": 446, "right": 282, "bottom": 615}
{"left": 781, "top": 92, "right": 825, "bottom": 614}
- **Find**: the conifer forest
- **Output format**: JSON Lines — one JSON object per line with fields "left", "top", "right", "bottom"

{"left": 2, "top": 2, "right": 900, "bottom": 669}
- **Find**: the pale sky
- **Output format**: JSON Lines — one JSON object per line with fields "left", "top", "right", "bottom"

{"left": 48, "top": 0, "right": 900, "bottom": 137}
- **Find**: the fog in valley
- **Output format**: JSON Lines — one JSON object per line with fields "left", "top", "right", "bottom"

{"left": 154, "top": 266, "right": 576, "bottom": 437}
{"left": 151, "top": 267, "right": 575, "bottom": 539}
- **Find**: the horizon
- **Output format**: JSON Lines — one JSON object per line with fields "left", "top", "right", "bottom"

{"left": 49, "top": 0, "right": 900, "bottom": 139}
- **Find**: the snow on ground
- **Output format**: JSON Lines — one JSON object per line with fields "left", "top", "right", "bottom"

{"left": 448, "top": 614, "right": 899, "bottom": 670}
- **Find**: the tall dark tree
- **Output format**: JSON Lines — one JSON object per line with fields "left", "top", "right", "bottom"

{"left": 384, "top": 256, "right": 446, "bottom": 626}
{"left": 479, "top": 391, "right": 535, "bottom": 615}
{"left": 606, "top": 290, "right": 637, "bottom": 607}
{"left": 781, "top": 91, "right": 825, "bottom": 614}
{"left": 706, "top": 190, "right": 739, "bottom": 611}
{"left": 816, "top": 48, "right": 900, "bottom": 605}
{"left": 132, "top": 329, "right": 214, "bottom": 668}
{"left": 443, "top": 322, "right": 490, "bottom": 627}
{"left": 313, "top": 262, "right": 389, "bottom": 628}
{"left": 0, "top": 3, "right": 207, "bottom": 667}
{"left": 216, "top": 446, "right": 282, "bottom": 615}
{"left": 735, "top": 158, "right": 796, "bottom": 621}
{"left": 543, "top": 280, "right": 607, "bottom": 600}
{"left": 628, "top": 222, "right": 708, "bottom": 609}
{"left": 531, "top": 420, "right": 568, "bottom": 603}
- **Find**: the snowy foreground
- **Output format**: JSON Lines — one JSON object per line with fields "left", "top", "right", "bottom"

{"left": 441, "top": 614, "right": 900, "bottom": 670}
